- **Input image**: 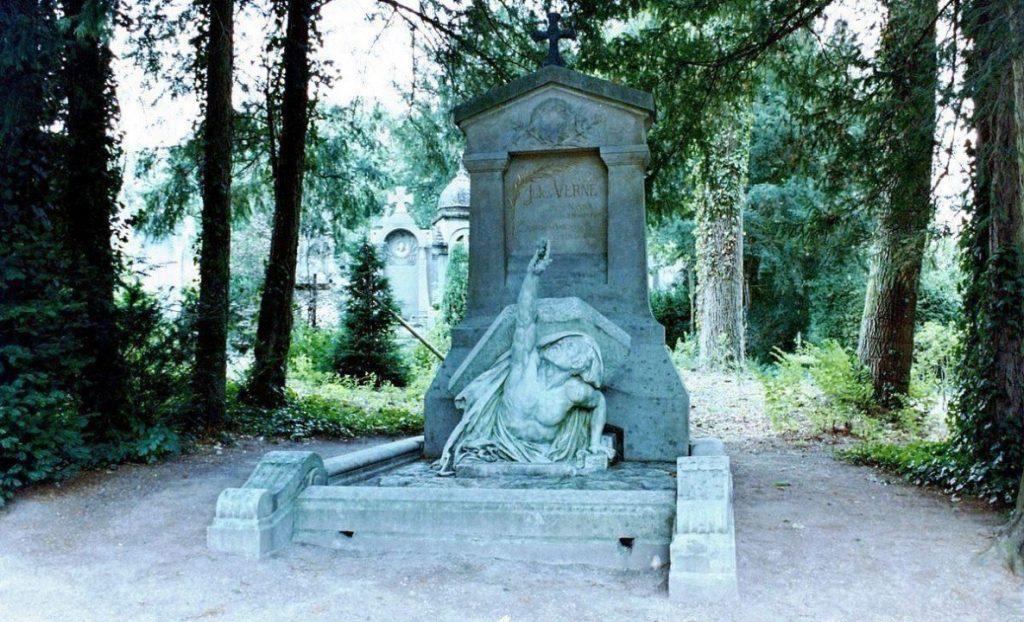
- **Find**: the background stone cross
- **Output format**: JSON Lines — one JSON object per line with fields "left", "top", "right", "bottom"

{"left": 532, "top": 12, "right": 576, "bottom": 67}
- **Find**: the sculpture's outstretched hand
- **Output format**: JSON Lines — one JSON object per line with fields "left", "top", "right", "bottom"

{"left": 528, "top": 238, "right": 552, "bottom": 275}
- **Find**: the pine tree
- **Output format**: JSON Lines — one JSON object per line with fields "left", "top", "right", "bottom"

{"left": 333, "top": 239, "right": 409, "bottom": 387}
{"left": 441, "top": 242, "right": 468, "bottom": 327}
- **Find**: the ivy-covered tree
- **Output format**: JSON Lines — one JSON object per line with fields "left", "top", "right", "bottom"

{"left": 59, "top": 0, "right": 128, "bottom": 436}
{"left": 441, "top": 242, "right": 468, "bottom": 327}
{"left": 856, "top": 0, "right": 940, "bottom": 407}
{"left": 333, "top": 239, "right": 409, "bottom": 387}
{"left": 191, "top": 0, "right": 235, "bottom": 429}
{"left": 245, "top": 0, "right": 319, "bottom": 407}
{"left": 0, "top": 0, "right": 87, "bottom": 504}
{"left": 953, "top": 0, "right": 1024, "bottom": 573}
{"left": 695, "top": 103, "right": 751, "bottom": 369}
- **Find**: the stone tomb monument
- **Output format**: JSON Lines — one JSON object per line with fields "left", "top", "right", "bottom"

{"left": 208, "top": 14, "right": 737, "bottom": 602}
{"left": 424, "top": 60, "right": 690, "bottom": 463}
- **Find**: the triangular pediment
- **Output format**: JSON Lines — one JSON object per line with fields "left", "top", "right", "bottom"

{"left": 452, "top": 65, "right": 655, "bottom": 126}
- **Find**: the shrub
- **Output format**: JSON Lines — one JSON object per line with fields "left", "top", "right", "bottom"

{"left": 289, "top": 323, "right": 339, "bottom": 378}
{"left": 227, "top": 379, "right": 423, "bottom": 441}
{"left": 441, "top": 243, "right": 468, "bottom": 327}
{"left": 670, "top": 332, "right": 699, "bottom": 370}
{"left": 763, "top": 340, "right": 873, "bottom": 435}
{"left": 409, "top": 320, "right": 450, "bottom": 380}
{"left": 0, "top": 376, "right": 86, "bottom": 506}
{"left": 118, "top": 282, "right": 194, "bottom": 428}
{"left": 651, "top": 283, "right": 691, "bottom": 349}
{"left": 911, "top": 321, "right": 958, "bottom": 400}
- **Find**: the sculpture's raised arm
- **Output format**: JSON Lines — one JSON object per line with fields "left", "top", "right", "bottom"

{"left": 510, "top": 239, "right": 551, "bottom": 365}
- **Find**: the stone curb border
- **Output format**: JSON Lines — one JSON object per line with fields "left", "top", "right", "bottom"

{"left": 207, "top": 437, "right": 424, "bottom": 558}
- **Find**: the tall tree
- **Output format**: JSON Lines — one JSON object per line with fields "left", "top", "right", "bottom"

{"left": 955, "top": 0, "right": 1024, "bottom": 573}
{"left": 244, "top": 0, "right": 316, "bottom": 406}
{"left": 1005, "top": 1, "right": 1024, "bottom": 575}
{"left": 856, "top": 0, "right": 939, "bottom": 406}
{"left": 695, "top": 105, "right": 751, "bottom": 369}
{"left": 59, "top": 0, "right": 127, "bottom": 435}
{"left": 191, "top": 0, "right": 235, "bottom": 428}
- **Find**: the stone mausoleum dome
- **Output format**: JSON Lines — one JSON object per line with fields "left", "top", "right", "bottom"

{"left": 435, "top": 165, "right": 470, "bottom": 221}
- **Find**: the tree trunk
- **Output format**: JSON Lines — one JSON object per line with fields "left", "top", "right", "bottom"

{"left": 191, "top": 0, "right": 235, "bottom": 428}
{"left": 60, "top": 0, "right": 127, "bottom": 435}
{"left": 695, "top": 107, "right": 749, "bottom": 370}
{"left": 243, "top": 0, "right": 313, "bottom": 407}
{"left": 998, "top": 470, "right": 1024, "bottom": 575}
{"left": 987, "top": 0, "right": 1024, "bottom": 575}
{"left": 857, "top": 0, "right": 939, "bottom": 408}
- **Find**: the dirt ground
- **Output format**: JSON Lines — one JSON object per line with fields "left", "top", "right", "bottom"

{"left": 1, "top": 374, "right": 1021, "bottom": 621}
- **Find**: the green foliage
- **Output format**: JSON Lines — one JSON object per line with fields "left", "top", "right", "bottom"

{"left": 763, "top": 340, "right": 877, "bottom": 435}
{"left": 916, "top": 239, "right": 962, "bottom": 326}
{"left": 441, "top": 243, "right": 468, "bottom": 327}
{"left": 133, "top": 102, "right": 392, "bottom": 249}
{"left": 226, "top": 380, "right": 423, "bottom": 441}
{"left": 743, "top": 52, "right": 871, "bottom": 358}
{"left": 912, "top": 321, "right": 959, "bottom": 398}
{"left": 288, "top": 324, "right": 338, "bottom": 377}
{"left": 409, "top": 320, "right": 451, "bottom": 379}
{"left": 389, "top": 99, "right": 463, "bottom": 226}
{"left": 333, "top": 239, "right": 409, "bottom": 387}
{"left": 650, "top": 283, "right": 691, "bottom": 348}
{"left": 952, "top": 246, "right": 1024, "bottom": 505}
{"left": 670, "top": 333, "right": 700, "bottom": 371}
{"left": 0, "top": 1, "right": 87, "bottom": 505}
{"left": 117, "top": 283, "right": 195, "bottom": 427}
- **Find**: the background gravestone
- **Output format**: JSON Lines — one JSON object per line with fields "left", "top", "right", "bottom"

{"left": 424, "top": 65, "right": 690, "bottom": 461}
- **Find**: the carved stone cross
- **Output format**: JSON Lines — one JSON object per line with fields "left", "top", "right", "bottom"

{"left": 532, "top": 12, "right": 576, "bottom": 67}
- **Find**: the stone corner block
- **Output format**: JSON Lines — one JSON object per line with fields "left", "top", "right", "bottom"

{"left": 669, "top": 453, "right": 738, "bottom": 602}
{"left": 208, "top": 451, "right": 327, "bottom": 559}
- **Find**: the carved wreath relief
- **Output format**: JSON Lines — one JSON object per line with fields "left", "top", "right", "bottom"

{"left": 512, "top": 97, "right": 598, "bottom": 147}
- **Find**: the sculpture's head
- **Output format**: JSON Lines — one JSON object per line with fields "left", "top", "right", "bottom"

{"left": 539, "top": 332, "right": 604, "bottom": 389}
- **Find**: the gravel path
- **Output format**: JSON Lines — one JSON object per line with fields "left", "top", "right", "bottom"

{"left": 1, "top": 376, "right": 1021, "bottom": 621}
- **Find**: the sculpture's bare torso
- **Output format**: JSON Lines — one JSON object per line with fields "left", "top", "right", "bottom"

{"left": 503, "top": 353, "right": 601, "bottom": 444}
{"left": 502, "top": 240, "right": 611, "bottom": 455}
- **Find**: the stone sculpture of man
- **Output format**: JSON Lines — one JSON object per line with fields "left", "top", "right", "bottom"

{"left": 436, "top": 239, "right": 615, "bottom": 475}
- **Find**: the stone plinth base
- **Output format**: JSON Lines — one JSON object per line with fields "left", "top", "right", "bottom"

{"left": 207, "top": 435, "right": 737, "bottom": 601}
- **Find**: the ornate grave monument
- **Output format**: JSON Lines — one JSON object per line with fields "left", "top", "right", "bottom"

{"left": 424, "top": 18, "right": 689, "bottom": 463}
{"left": 208, "top": 13, "right": 737, "bottom": 602}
